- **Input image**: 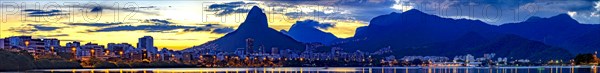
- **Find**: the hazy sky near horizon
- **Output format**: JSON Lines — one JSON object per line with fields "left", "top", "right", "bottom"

{"left": 1, "top": 0, "right": 599, "bottom": 50}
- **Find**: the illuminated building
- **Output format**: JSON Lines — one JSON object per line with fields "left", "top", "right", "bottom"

{"left": 271, "top": 47, "right": 278, "bottom": 55}
{"left": 137, "top": 36, "right": 157, "bottom": 53}
{"left": 43, "top": 38, "right": 60, "bottom": 51}
{"left": 107, "top": 43, "right": 134, "bottom": 57}
{"left": 7, "top": 36, "right": 31, "bottom": 49}
{"left": 245, "top": 38, "right": 254, "bottom": 54}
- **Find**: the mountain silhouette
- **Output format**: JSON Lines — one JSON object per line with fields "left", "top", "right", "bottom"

{"left": 565, "top": 27, "right": 600, "bottom": 53}
{"left": 395, "top": 32, "right": 491, "bottom": 57}
{"left": 388, "top": 33, "right": 572, "bottom": 60}
{"left": 333, "top": 9, "right": 499, "bottom": 52}
{"left": 184, "top": 7, "right": 594, "bottom": 60}
{"left": 329, "top": 9, "right": 575, "bottom": 60}
{"left": 469, "top": 34, "right": 572, "bottom": 60}
{"left": 189, "top": 6, "right": 304, "bottom": 52}
{"left": 499, "top": 14, "right": 600, "bottom": 54}
{"left": 283, "top": 20, "right": 338, "bottom": 44}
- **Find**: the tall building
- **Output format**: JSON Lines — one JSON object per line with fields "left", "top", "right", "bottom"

{"left": 245, "top": 38, "right": 254, "bottom": 54}
{"left": 0, "top": 39, "right": 4, "bottom": 49}
{"left": 138, "top": 36, "right": 156, "bottom": 53}
{"left": 271, "top": 47, "right": 278, "bottom": 55}
{"left": 258, "top": 45, "right": 264, "bottom": 54}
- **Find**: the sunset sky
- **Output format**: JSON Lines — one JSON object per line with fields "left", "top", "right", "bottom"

{"left": 1, "top": 0, "right": 599, "bottom": 50}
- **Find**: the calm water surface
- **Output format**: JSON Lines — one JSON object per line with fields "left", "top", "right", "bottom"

{"left": 30, "top": 66, "right": 600, "bottom": 73}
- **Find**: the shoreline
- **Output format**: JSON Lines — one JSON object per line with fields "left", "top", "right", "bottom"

{"left": 29, "top": 66, "right": 599, "bottom": 72}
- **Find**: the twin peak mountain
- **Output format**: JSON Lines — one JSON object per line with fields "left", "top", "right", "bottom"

{"left": 195, "top": 6, "right": 303, "bottom": 52}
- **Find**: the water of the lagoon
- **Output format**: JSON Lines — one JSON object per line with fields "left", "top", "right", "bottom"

{"left": 28, "top": 66, "right": 600, "bottom": 73}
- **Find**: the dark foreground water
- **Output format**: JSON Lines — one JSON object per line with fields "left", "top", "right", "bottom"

{"left": 29, "top": 66, "right": 600, "bottom": 73}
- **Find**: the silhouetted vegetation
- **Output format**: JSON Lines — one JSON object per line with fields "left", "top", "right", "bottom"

{"left": 34, "top": 58, "right": 82, "bottom": 69}
{"left": 0, "top": 50, "right": 36, "bottom": 71}
{"left": 573, "top": 53, "right": 600, "bottom": 65}
{"left": 0, "top": 50, "right": 82, "bottom": 71}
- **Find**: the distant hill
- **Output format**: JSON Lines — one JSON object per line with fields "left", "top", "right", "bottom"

{"left": 469, "top": 34, "right": 572, "bottom": 60}
{"left": 386, "top": 33, "right": 572, "bottom": 60}
{"left": 332, "top": 9, "right": 500, "bottom": 52}
{"left": 499, "top": 14, "right": 600, "bottom": 54}
{"left": 185, "top": 7, "right": 595, "bottom": 60}
{"left": 565, "top": 28, "right": 600, "bottom": 53}
{"left": 189, "top": 6, "right": 304, "bottom": 52}
{"left": 283, "top": 20, "right": 338, "bottom": 44}
{"left": 328, "top": 9, "right": 576, "bottom": 60}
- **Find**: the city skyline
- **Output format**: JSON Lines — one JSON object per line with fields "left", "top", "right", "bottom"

{"left": 0, "top": 1, "right": 366, "bottom": 50}
{"left": 2, "top": 0, "right": 599, "bottom": 50}
{"left": 3, "top": 0, "right": 600, "bottom": 72}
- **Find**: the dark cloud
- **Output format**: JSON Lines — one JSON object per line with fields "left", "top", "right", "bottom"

{"left": 257, "top": 0, "right": 399, "bottom": 22}
{"left": 28, "top": 24, "right": 62, "bottom": 31}
{"left": 420, "top": 0, "right": 596, "bottom": 11}
{"left": 22, "top": 9, "right": 67, "bottom": 17}
{"left": 67, "top": 22, "right": 123, "bottom": 27}
{"left": 139, "top": 6, "right": 157, "bottom": 9}
{"left": 207, "top": 1, "right": 392, "bottom": 21}
{"left": 7, "top": 24, "right": 63, "bottom": 33}
{"left": 159, "top": 38, "right": 200, "bottom": 41}
{"left": 284, "top": 11, "right": 356, "bottom": 21}
{"left": 7, "top": 27, "right": 37, "bottom": 34}
{"left": 90, "top": 7, "right": 103, "bottom": 12}
{"left": 91, "top": 24, "right": 234, "bottom": 34}
{"left": 182, "top": 27, "right": 209, "bottom": 32}
{"left": 94, "top": 25, "right": 199, "bottom": 32}
{"left": 404, "top": 0, "right": 600, "bottom": 24}
{"left": 65, "top": 5, "right": 160, "bottom": 15}
{"left": 212, "top": 27, "right": 235, "bottom": 34}
{"left": 256, "top": 0, "right": 600, "bottom": 24}
{"left": 259, "top": 0, "right": 395, "bottom": 8}
{"left": 206, "top": 1, "right": 257, "bottom": 16}
{"left": 144, "top": 19, "right": 172, "bottom": 25}
{"left": 294, "top": 20, "right": 335, "bottom": 30}
{"left": 36, "top": 34, "right": 69, "bottom": 37}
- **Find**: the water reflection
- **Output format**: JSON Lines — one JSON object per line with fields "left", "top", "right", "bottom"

{"left": 31, "top": 66, "right": 600, "bottom": 73}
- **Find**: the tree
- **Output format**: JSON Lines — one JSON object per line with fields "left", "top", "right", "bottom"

{"left": 0, "top": 50, "right": 35, "bottom": 71}
{"left": 573, "top": 53, "right": 600, "bottom": 65}
{"left": 410, "top": 60, "right": 423, "bottom": 66}
{"left": 93, "top": 61, "right": 117, "bottom": 68}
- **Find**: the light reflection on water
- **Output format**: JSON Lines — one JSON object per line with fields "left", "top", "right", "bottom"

{"left": 30, "top": 66, "right": 600, "bottom": 73}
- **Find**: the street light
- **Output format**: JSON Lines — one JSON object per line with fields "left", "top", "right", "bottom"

{"left": 71, "top": 47, "right": 76, "bottom": 59}
{"left": 50, "top": 46, "right": 55, "bottom": 52}
{"left": 24, "top": 41, "right": 29, "bottom": 47}
{"left": 91, "top": 49, "right": 95, "bottom": 58}
{"left": 105, "top": 50, "right": 110, "bottom": 56}
{"left": 119, "top": 51, "right": 124, "bottom": 57}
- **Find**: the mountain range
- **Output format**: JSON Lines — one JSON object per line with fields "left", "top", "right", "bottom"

{"left": 186, "top": 6, "right": 600, "bottom": 60}
{"left": 498, "top": 14, "right": 600, "bottom": 54}
{"left": 282, "top": 20, "right": 338, "bottom": 44}
{"left": 192, "top": 6, "right": 304, "bottom": 52}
